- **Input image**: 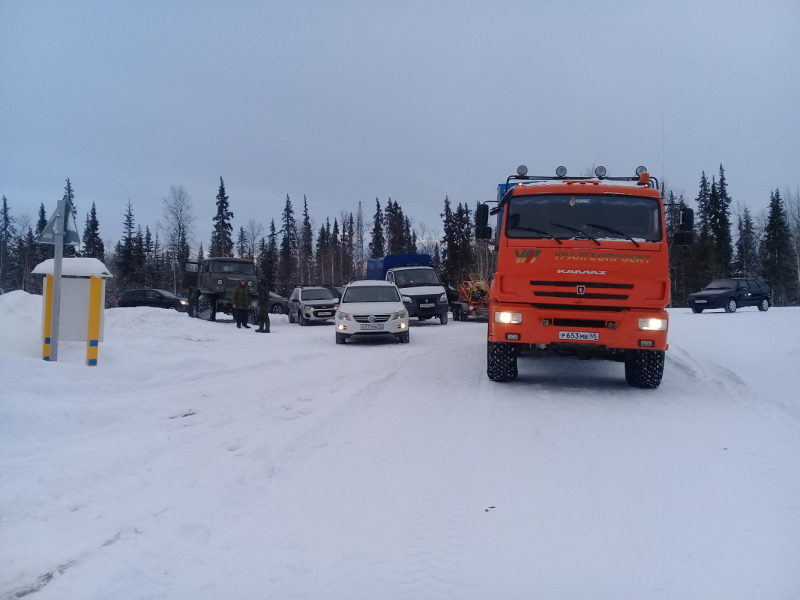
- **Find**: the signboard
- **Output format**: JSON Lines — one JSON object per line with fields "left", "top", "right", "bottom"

{"left": 36, "top": 202, "right": 81, "bottom": 246}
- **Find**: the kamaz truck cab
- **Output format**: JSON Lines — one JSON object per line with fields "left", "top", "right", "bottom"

{"left": 475, "top": 165, "right": 693, "bottom": 388}
{"left": 184, "top": 257, "right": 259, "bottom": 323}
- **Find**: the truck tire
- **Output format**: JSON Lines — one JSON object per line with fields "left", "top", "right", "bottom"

{"left": 487, "top": 341, "right": 518, "bottom": 382}
{"left": 248, "top": 300, "right": 259, "bottom": 325}
{"left": 440, "top": 311, "right": 448, "bottom": 325}
{"left": 452, "top": 305, "right": 460, "bottom": 321}
{"left": 196, "top": 294, "right": 216, "bottom": 321}
{"left": 624, "top": 349, "right": 665, "bottom": 389}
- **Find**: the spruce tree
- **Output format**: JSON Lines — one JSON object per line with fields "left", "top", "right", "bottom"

{"left": 63, "top": 179, "right": 78, "bottom": 257}
{"left": 733, "top": 208, "right": 758, "bottom": 276}
{"left": 82, "top": 202, "right": 105, "bottom": 260}
{"left": 197, "top": 242, "right": 205, "bottom": 260}
{"left": 0, "top": 196, "right": 16, "bottom": 293}
{"left": 440, "top": 196, "right": 457, "bottom": 284}
{"left": 265, "top": 219, "right": 279, "bottom": 293}
{"left": 712, "top": 165, "right": 734, "bottom": 275}
{"left": 331, "top": 219, "right": 341, "bottom": 285}
{"left": 695, "top": 172, "right": 711, "bottom": 239}
{"left": 277, "top": 194, "right": 298, "bottom": 294}
{"left": 115, "top": 200, "right": 137, "bottom": 286}
{"left": 760, "top": 190, "right": 795, "bottom": 305}
{"left": 369, "top": 198, "right": 385, "bottom": 258}
{"left": 354, "top": 201, "right": 365, "bottom": 278}
{"left": 236, "top": 226, "right": 247, "bottom": 258}
{"left": 210, "top": 177, "right": 234, "bottom": 257}
{"left": 299, "top": 196, "right": 314, "bottom": 285}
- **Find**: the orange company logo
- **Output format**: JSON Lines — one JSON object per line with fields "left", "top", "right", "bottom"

{"left": 515, "top": 249, "right": 541, "bottom": 264}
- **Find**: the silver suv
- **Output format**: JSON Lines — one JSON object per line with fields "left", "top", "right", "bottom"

{"left": 287, "top": 287, "right": 340, "bottom": 325}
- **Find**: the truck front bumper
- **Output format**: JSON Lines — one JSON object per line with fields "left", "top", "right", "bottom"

{"left": 488, "top": 304, "right": 668, "bottom": 351}
{"left": 403, "top": 296, "right": 448, "bottom": 318}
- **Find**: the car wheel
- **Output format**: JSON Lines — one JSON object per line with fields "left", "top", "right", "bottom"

{"left": 299, "top": 311, "right": 306, "bottom": 326}
{"left": 336, "top": 332, "right": 346, "bottom": 344}
{"left": 452, "top": 306, "right": 461, "bottom": 321}
{"left": 691, "top": 307, "right": 703, "bottom": 314}
{"left": 196, "top": 294, "right": 216, "bottom": 321}
{"left": 288, "top": 308, "right": 296, "bottom": 323}
{"left": 758, "top": 298, "right": 769, "bottom": 312}
{"left": 399, "top": 331, "right": 410, "bottom": 344}
{"left": 624, "top": 349, "right": 665, "bottom": 389}
{"left": 487, "top": 341, "right": 518, "bottom": 382}
{"left": 440, "top": 311, "right": 448, "bottom": 325}
{"left": 271, "top": 304, "right": 284, "bottom": 315}
{"left": 725, "top": 298, "right": 737, "bottom": 313}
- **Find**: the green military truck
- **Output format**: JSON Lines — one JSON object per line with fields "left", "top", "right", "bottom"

{"left": 184, "top": 257, "right": 259, "bottom": 323}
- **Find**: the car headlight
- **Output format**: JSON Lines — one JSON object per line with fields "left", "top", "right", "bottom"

{"left": 439, "top": 293, "right": 447, "bottom": 302}
{"left": 494, "top": 311, "right": 522, "bottom": 324}
{"left": 392, "top": 309, "right": 408, "bottom": 320}
{"left": 180, "top": 300, "right": 188, "bottom": 305}
{"left": 638, "top": 318, "right": 667, "bottom": 331}
{"left": 337, "top": 311, "right": 351, "bottom": 320}
{"left": 402, "top": 296, "right": 412, "bottom": 304}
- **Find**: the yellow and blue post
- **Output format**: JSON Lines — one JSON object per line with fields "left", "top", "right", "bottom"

{"left": 86, "top": 275, "right": 103, "bottom": 366}
{"left": 42, "top": 274, "right": 54, "bottom": 361}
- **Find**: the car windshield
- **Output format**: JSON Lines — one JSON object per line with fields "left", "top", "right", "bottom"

{"left": 343, "top": 286, "right": 401, "bottom": 303}
{"left": 505, "top": 194, "right": 662, "bottom": 242}
{"left": 157, "top": 289, "right": 179, "bottom": 298}
{"left": 212, "top": 262, "right": 254, "bottom": 274}
{"left": 702, "top": 280, "right": 737, "bottom": 291}
{"left": 394, "top": 268, "right": 441, "bottom": 287}
{"left": 301, "top": 289, "right": 334, "bottom": 301}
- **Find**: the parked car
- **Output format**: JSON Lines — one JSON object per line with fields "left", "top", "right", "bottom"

{"left": 117, "top": 289, "right": 190, "bottom": 312}
{"left": 287, "top": 287, "right": 339, "bottom": 325}
{"left": 687, "top": 278, "right": 772, "bottom": 313}
{"left": 268, "top": 292, "right": 289, "bottom": 314}
{"left": 334, "top": 280, "right": 409, "bottom": 344}
{"left": 325, "top": 286, "right": 345, "bottom": 300}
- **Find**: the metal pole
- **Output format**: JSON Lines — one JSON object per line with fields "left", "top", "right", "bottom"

{"left": 49, "top": 197, "right": 66, "bottom": 361}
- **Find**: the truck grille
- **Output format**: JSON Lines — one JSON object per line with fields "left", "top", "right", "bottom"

{"left": 354, "top": 314, "right": 391, "bottom": 323}
{"left": 534, "top": 291, "right": 629, "bottom": 300}
{"left": 552, "top": 318, "right": 607, "bottom": 328}
{"left": 530, "top": 280, "right": 633, "bottom": 289}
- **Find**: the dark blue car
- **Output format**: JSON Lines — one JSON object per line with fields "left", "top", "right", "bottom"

{"left": 687, "top": 278, "right": 772, "bottom": 313}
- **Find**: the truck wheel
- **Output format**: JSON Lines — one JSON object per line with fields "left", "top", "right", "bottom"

{"left": 452, "top": 305, "right": 460, "bottom": 321}
{"left": 196, "top": 294, "right": 216, "bottom": 321}
{"left": 487, "top": 341, "right": 518, "bottom": 382}
{"left": 691, "top": 307, "right": 703, "bottom": 314}
{"left": 725, "top": 298, "right": 737, "bottom": 313}
{"left": 758, "top": 298, "right": 769, "bottom": 312}
{"left": 248, "top": 300, "right": 259, "bottom": 325}
{"left": 440, "top": 311, "right": 448, "bottom": 325}
{"left": 624, "top": 349, "right": 665, "bottom": 389}
{"left": 461, "top": 309, "right": 469, "bottom": 322}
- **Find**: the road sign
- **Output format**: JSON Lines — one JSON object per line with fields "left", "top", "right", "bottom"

{"left": 36, "top": 201, "right": 81, "bottom": 246}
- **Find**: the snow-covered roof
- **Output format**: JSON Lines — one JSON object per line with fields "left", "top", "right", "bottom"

{"left": 32, "top": 258, "right": 114, "bottom": 278}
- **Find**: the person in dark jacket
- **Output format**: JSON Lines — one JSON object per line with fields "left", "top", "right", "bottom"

{"left": 255, "top": 279, "right": 271, "bottom": 333}
{"left": 231, "top": 279, "right": 251, "bottom": 328}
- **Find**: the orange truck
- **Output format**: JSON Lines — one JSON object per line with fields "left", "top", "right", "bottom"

{"left": 474, "top": 165, "right": 693, "bottom": 388}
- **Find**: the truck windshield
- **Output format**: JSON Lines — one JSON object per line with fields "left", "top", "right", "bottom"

{"left": 212, "top": 262, "right": 255, "bottom": 274}
{"left": 506, "top": 195, "right": 662, "bottom": 242}
{"left": 394, "top": 269, "right": 441, "bottom": 287}
{"left": 343, "top": 286, "right": 401, "bottom": 303}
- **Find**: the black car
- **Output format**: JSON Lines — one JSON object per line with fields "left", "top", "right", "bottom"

{"left": 687, "top": 278, "right": 772, "bottom": 313}
{"left": 268, "top": 292, "right": 289, "bottom": 314}
{"left": 118, "top": 289, "right": 190, "bottom": 312}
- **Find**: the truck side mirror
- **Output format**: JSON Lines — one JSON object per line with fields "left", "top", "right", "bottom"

{"left": 476, "top": 203, "right": 489, "bottom": 228}
{"left": 184, "top": 262, "right": 198, "bottom": 273}
{"left": 475, "top": 226, "right": 493, "bottom": 240}
{"left": 672, "top": 207, "right": 694, "bottom": 246}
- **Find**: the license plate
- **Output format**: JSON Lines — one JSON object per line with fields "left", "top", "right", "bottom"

{"left": 316, "top": 311, "right": 333, "bottom": 317}
{"left": 360, "top": 324, "right": 384, "bottom": 330}
{"left": 694, "top": 300, "right": 707, "bottom": 304}
{"left": 558, "top": 331, "right": 599, "bottom": 341}
{"left": 420, "top": 303, "right": 435, "bottom": 308}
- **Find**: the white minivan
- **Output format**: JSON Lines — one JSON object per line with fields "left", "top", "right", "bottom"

{"left": 334, "top": 280, "right": 410, "bottom": 344}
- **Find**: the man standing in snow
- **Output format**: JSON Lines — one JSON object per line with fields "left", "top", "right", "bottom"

{"left": 255, "top": 279, "right": 271, "bottom": 333}
{"left": 232, "top": 279, "right": 251, "bottom": 329}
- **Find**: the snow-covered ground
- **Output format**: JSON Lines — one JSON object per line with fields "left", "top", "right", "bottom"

{"left": 1, "top": 290, "right": 799, "bottom": 599}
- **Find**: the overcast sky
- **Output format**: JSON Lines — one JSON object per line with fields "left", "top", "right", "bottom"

{"left": 2, "top": 0, "right": 798, "bottom": 245}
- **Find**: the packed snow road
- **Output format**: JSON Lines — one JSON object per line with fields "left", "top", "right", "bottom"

{"left": 1, "top": 291, "right": 799, "bottom": 599}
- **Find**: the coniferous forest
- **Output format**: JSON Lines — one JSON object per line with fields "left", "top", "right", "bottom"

{"left": 1, "top": 166, "right": 799, "bottom": 306}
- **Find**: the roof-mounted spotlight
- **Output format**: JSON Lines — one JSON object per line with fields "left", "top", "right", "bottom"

{"left": 594, "top": 166, "right": 607, "bottom": 178}
{"left": 517, "top": 165, "right": 528, "bottom": 176}
{"left": 635, "top": 165, "right": 647, "bottom": 176}
{"left": 556, "top": 166, "right": 567, "bottom": 178}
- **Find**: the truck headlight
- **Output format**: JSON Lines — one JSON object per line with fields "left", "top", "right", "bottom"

{"left": 247, "top": 281, "right": 253, "bottom": 287}
{"left": 392, "top": 309, "right": 407, "bottom": 319}
{"left": 494, "top": 312, "right": 522, "bottom": 324}
{"left": 439, "top": 293, "right": 447, "bottom": 302}
{"left": 638, "top": 318, "right": 667, "bottom": 331}
{"left": 402, "top": 296, "right": 412, "bottom": 304}
{"left": 217, "top": 279, "right": 223, "bottom": 285}
{"left": 337, "top": 311, "right": 351, "bottom": 320}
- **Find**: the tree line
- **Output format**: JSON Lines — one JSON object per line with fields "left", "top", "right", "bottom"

{"left": 2, "top": 168, "right": 799, "bottom": 306}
